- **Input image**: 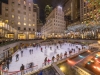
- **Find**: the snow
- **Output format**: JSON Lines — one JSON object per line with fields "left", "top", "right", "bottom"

{"left": 8, "top": 43, "right": 88, "bottom": 72}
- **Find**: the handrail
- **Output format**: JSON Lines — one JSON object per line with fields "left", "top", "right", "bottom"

{"left": 1, "top": 65, "right": 38, "bottom": 75}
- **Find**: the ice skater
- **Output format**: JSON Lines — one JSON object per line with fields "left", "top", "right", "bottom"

{"left": 47, "top": 59, "right": 51, "bottom": 65}
{"left": 56, "top": 54, "right": 59, "bottom": 61}
{"left": 44, "top": 57, "right": 47, "bottom": 66}
{"left": 64, "top": 51, "right": 67, "bottom": 58}
{"left": 16, "top": 54, "right": 19, "bottom": 61}
{"left": 21, "top": 50, "right": 23, "bottom": 57}
{"left": 60, "top": 53, "right": 63, "bottom": 60}
{"left": 29, "top": 49, "right": 31, "bottom": 54}
{"left": 41, "top": 47, "right": 43, "bottom": 52}
{"left": 52, "top": 56, "right": 55, "bottom": 63}
{"left": 50, "top": 47, "right": 52, "bottom": 50}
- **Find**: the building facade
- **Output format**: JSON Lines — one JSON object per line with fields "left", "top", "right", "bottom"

{"left": 41, "top": 6, "right": 66, "bottom": 39}
{"left": 0, "top": 0, "right": 38, "bottom": 40}
{"left": 80, "top": 0, "right": 100, "bottom": 25}
{"left": 63, "top": 0, "right": 80, "bottom": 26}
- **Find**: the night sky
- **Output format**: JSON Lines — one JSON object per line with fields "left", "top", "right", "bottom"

{"left": 0, "top": 0, "right": 64, "bottom": 23}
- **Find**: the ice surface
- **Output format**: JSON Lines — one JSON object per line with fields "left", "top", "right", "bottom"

{"left": 8, "top": 43, "right": 87, "bottom": 72}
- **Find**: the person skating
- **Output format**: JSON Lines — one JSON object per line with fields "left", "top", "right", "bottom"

{"left": 21, "top": 50, "right": 23, "bottom": 57}
{"left": 16, "top": 54, "right": 19, "bottom": 61}
{"left": 29, "top": 49, "right": 31, "bottom": 54}
{"left": 57, "top": 46, "right": 58, "bottom": 49}
{"left": 44, "top": 57, "right": 47, "bottom": 66}
{"left": 60, "top": 53, "right": 63, "bottom": 60}
{"left": 47, "top": 59, "right": 51, "bottom": 65}
{"left": 64, "top": 51, "right": 67, "bottom": 58}
{"left": 6, "top": 60, "right": 9, "bottom": 70}
{"left": 41, "top": 47, "right": 43, "bottom": 52}
{"left": 20, "top": 64, "right": 25, "bottom": 75}
{"left": 50, "top": 47, "right": 52, "bottom": 50}
{"left": 52, "top": 56, "right": 55, "bottom": 62}
{"left": 56, "top": 54, "right": 59, "bottom": 61}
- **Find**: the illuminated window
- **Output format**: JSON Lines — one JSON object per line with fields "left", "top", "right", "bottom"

{"left": 5, "top": 20, "right": 8, "bottom": 23}
{"left": 24, "top": 0, "right": 26, "bottom": 5}
{"left": 5, "top": 7, "right": 8, "bottom": 11}
{"left": 18, "top": 16, "right": 20, "bottom": 19}
{"left": 24, "top": 18, "right": 26, "bottom": 20}
{"left": 29, "top": 24, "right": 31, "bottom": 26}
{"left": 33, "top": 24, "right": 35, "bottom": 26}
{"left": 12, "top": 15, "right": 14, "bottom": 18}
{"left": 24, "top": 23, "right": 26, "bottom": 25}
{"left": 18, "top": 22, "right": 20, "bottom": 25}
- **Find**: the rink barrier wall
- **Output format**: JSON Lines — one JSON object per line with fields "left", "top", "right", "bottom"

{"left": 1, "top": 65, "right": 38, "bottom": 75}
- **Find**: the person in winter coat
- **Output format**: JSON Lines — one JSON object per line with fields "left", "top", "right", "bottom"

{"left": 20, "top": 64, "right": 25, "bottom": 75}
{"left": 52, "top": 56, "right": 55, "bottom": 63}
{"left": 44, "top": 57, "right": 47, "bottom": 65}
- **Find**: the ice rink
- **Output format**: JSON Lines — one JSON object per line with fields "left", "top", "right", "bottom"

{"left": 8, "top": 43, "right": 87, "bottom": 72}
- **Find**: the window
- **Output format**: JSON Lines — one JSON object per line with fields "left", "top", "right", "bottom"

{"left": 18, "top": 16, "right": 20, "bottom": 19}
{"left": 29, "top": 3, "right": 31, "bottom": 6}
{"left": 11, "top": 21, "right": 14, "bottom": 24}
{"left": 18, "top": 10, "right": 20, "bottom": 14}
{"left": 24, "top": 23, "right": 26, "bottom": 25}
{"left": 12, "top": 15, "right": 14, "bottom": 18}
{"left": 24, "top": 28, "right": 26, "bottom": 30}
{"left": 12, "top": 2, "right": 14, "bottom": 6}
{"left": 18, "top": 4, "right": 20, "bottom": 7}
{"left": 29, "top": 28, "right": 31, "bottom": 31}
{"left": 29, "top": 24, "right": 31, "bottom": 26}
{"left": 24, "top": 6, "right": 26, "bottom": 9}
{"left": 29, "top": 7, "right": 31, "bottom": 11}
{"left": 12, "top": 9, "right": 14, "bottom": 12}
{"left": 24, "top": 0, "right": 26, "bottom": 5}
{"left": 18, "top": 22, "right": 20, "bottom": 25}
{"left": 33, "top": 24, "right": 35, "bottom": 26}
{"left": 24, "top": 18, "right": 26, "bottom": 20}
{"left": 24, "top": 12, "right": 26, "bottom": 15}
{"left": 18, "top": 0, "right": 20, "bottom": 3}
{"left": 5, "top": 13, "right": 8, "bottom": 17}
{"left": 5, "top": 7, "right": 8, "bottom": 11}
{"left": 18, "top": 27, "right": 20, "bottom": 30}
